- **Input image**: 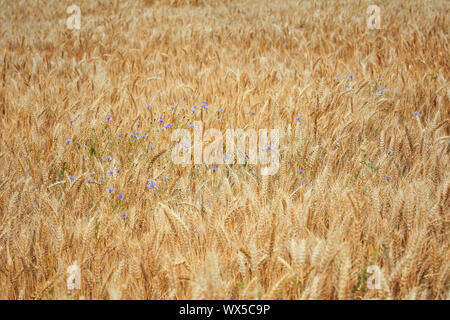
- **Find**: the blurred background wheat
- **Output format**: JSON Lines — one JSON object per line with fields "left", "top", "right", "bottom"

{"left": 0, "top": 0, "right": 448, "bottom": 299}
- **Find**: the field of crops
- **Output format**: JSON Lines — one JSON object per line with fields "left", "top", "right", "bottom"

{"left": 0, "top": 0, "right": 448, "bottom": 299}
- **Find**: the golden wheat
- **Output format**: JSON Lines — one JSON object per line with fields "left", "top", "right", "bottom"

{"left": 0, "top": 0, "right": 448, "bottom": 300}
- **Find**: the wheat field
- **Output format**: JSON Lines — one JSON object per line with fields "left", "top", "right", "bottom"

{"left": 0, "top": 0, "right": 448, "bottom": 300}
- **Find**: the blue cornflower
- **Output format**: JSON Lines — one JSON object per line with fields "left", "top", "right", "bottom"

{"left": 106, "top": 116, "right": 111, "bottom": 120}
{"left": 207, "top": 202, "right": 212, "bottom": 206}
{"left": 140, "top": 134, "right": 147, "bottom": 139}
{"left": 65, "top": 138, "right": 72, "bottom": 143}
{"left": 180, "top": 102, "right": 184, "bottom": 105}
{"left": 86, "top": 178, "right": 91, "bottom": 183}
{"left": 116, "top": 169, "right": 121, "bottom": 173}
{"left": 120, "top": 213, "right": 128, "bottom": 217}
{"left": 188, "top": 124, "right": 194, "bottom": 129}
{"left": 385, "top": 175, "right": 392, "bottom": 180}
{"left": 192, "top": 110, "right": 196, "bottom": 113}
{"left": 147, "top": 179, "right": 157, "bottom": 189}
{"left": 164, "top": 123, "right": 173, "bottom": 128}
{"left": 118, "top": 193, "right": 124, "bottom": 200}
{"left": 108, "top": 170, "right": 114, "bottom": 175}
{"left": 299, "top": 180, "right": 307, "bottom": 184}
{"left": 182, "top": 143, "right": 190, "bottom": 150}
{"left": 348, "top": 74, "right": 355, "bottom": 78}
{"left": 136, "top": 123, "right": 141, "bottom": 127}
{"left": 245, "top": 154, "right": 249, "bottom": 158}
{"left": 106, "top": 156, "right": 112, "bottom": 161}
{"left": 298, "top": 169, "right": 305, "bottom": 173}
{"left": 203, "top": 105, "right": 209, "bottom": 110}
{"left": 381, "top": 86, "right": 386, "bottom": 90}
{"left": 106, "top": 187, "right": 115, "bottom": 193}
{"left": 295, "top": 117, "right": 302, "bottom": 121}
{"left": 193, "top": 105, "right": 197, "bottom": 108}
{"left": 219, "top": 108, "right": 223, "bottom": 112}
{"left": 69, "top": 176, "right": 76, "bottom": 180}
{"left": 158, "top": 118, "right": 164, "bottom": 122}
{"left": 211, "top": 166, "right": 218, "bottom": 171}
{"left": 200, "top": 100, "right": 206, "bottom": 103}
{"left": 69, "top": 120, "right": 74, "bottom": 123}
{"left": 148, "top": 146, "right": 154, "bottom": 150}
{"left": 414, "top": 111, "right": 419, "bottom": 116}
{"left": 170, "top": 106, "right": 176, "bottom": 110}
{"left": 117, "top": 133, "right": 122, "bottom": 137}
{"left": 263, "top": 146, "right": 271, "bottom": 151}
{"left": 224, "top": 154, "right": 232, "bottom": 159}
